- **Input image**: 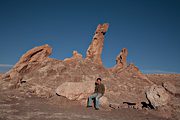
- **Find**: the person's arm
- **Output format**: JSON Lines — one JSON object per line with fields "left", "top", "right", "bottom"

{"left": 102, "top": 84, "right": 105, "bottom": 95}
{"left": 95, "top": 81, "right": 98, "bottom": 85}
{"left": 94, "top": 82, "right": 98, "bottom": 93}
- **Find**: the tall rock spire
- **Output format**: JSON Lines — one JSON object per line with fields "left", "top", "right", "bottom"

{"left": 86, "top": 23, "right": 109, "bottom": 65}
{"left": 116, "top": 48, "right": 128, "bottom": 68}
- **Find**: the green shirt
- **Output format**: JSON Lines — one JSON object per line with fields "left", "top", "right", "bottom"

{"left": 94, "top": 83, "right": 105, "bottom": 95}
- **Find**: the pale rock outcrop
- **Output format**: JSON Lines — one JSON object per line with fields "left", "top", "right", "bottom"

{"left": 125, "top": 64, "right": 149, "bottom": 80}
{"left": 111, "top": 48, "right": 128, "bottom": 73}
{"left": 72, "top": 51, "right": 83, "bottom": 59}
{"left": 16, "top": 44, "right": 52, "bottom": 65}
{"left": 56, "top": 81, "right": 95, "bottom": 100}
{"left": 80, "top": 96, "right": 109, "bottom": 109}
{"left": 111, "top": 49, "right": 150, "bottom": 83}
{"left": 27, "top": 84, "right": 53, "bottom": 98}
{"left": 56, "top": 81, "right": 110, "bottom": 107}
{"left": 0, "top": 74, "right": 2, "bottom": 80}
{"left": 2, "top": 44, "right": 52, "bottom": 83}
{"left": 146, "top": 85, "right": 170, "bottom": 108}
{"left": 116, "top": 48, "right": 128, "bottom": 69}
{"left": 86, "top": 23, "right": 109, "bottom": 65}
{"left": 64, "top": 51, "right": 83, "bottom": 63}
{"left": 163, "top": 81, "right": 176, "bottom": 95}
{"left": 99, "top": 96, "right": 109, "bottom": 107}
{"left": 115, "top": 63, "right": 151, "bottom": 84}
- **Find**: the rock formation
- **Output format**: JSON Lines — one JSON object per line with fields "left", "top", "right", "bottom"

{"left": 64, "top": 51, "right": 83, "bottom": 63}
{"left": 2, "top": 44, "right": 52, "bottom": 87}
{"left": 72, "top": 51, "right": 83, "bottom": 59}
{"left": 110, "top": 48, "right": 150, "bottom": 82}
{"left": 56, "top": 81, "right": 109, "bottom": 108}
{"left": 116, "top": 48, "right": 128, "bottom": 68}
{"left": 56, "top": 81, "right": 95, "bottom": 100}
{"left": 0, "top": 74, "right": 2, "bottom": 80}
{"left": 146, "top": 85, "right": 170, "bottom": 108}
{"left": 86, "top": 23, "right": 109, "bottom": 65}
{"left": 110, "top": 48, "right": 128, "bottom": 73}
{"left": 16, "top": 44, "right": 52, "bottom": 65}
{"left": 120, "top": 64, "right": 149, "bottom": 81}
{"left": 163, "top": 81, "right": 177, "bottom": 95}
{"left": 2, "top": 23, "right": 175, "bottom": 113}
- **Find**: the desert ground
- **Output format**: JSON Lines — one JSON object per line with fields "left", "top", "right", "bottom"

{"left": 0, "top": 74, "right": 180, "bottom": 120}
{"left": 0, "top": 89, "right": 167, "bottom": 120}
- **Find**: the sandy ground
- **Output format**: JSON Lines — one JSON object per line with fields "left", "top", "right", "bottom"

{"left": 0, "top": 89, "right": 170, "bottom": 120}
{"left": 1, "top": 74, "right": 180, "bottom": 120}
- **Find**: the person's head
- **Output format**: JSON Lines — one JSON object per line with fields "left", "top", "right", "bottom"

{"left": 96, "top": 78, "right": 102, "bottom": 84}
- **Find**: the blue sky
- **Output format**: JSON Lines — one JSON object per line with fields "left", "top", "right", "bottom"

{"left": 0, "top": 0, "right": 180, "bottom": 73}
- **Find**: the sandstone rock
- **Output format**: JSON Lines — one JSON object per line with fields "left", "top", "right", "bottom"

{"left": 80, "top": 96, "right": 109, "bottom": 109}
{"left": 28, "top": 84, "right": 53, "bottom": 98}
{"left": 163, "top": 81, "right": 176, "bottom": 95}
{"left": 0, "top": 74, "right": 2, "bottom": 80}
{"left": 0, "top": 24, "right": 157, "bottom": 112}
{"left": 114, "top": 63, "right": 152, "bottom": 84}
{"left": 111, "top": 48, "right": 129, "bottom": 73}
{"left": 116, "top": 48, "right": 128, "bottom": 69}
{"left": 56, "top": 81, "right": 95, "bottom": 100}
{"left": 126, "top": 64, "right": 148, "bottom": 80}
{"left": 73, "top": 51, "right": 82, "bottom": 59}
{"left": 110, "top": 51, "right": 151, "bottom": 84}
{"left": 64, "top": 51, "right": 83, "bottom": 63}
{"left": 99, "top": 96, "right": 109, "bottom": 106}
{"left": 2, "top": 44, "right": 52, "bottom": 83}
{"left": 86, "top": 23, "right": 109, "bottom": 65}
{"left": 16, "top": 44, "right": 52, "bottom": 65}
{"left": 146, "top": 85, "right": 170, "bottom": 108}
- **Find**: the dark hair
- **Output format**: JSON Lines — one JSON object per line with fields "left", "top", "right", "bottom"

{"left": 97, "top": 78, "right": 102, "bottom": 81}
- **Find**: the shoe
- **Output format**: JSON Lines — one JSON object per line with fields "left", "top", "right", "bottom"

{"left": 95, "top": 108, "right": 99, "bottom": 110}
{"left": 87, "top": 106, "right": 92, "bottom": 108}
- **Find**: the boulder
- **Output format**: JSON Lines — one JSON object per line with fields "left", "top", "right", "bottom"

{"left": 99, "top": 96, "right": 109, "bottom": 106}
{"left": 86, "top": 23, "right": 109, "bottom": 65}
{"left": 163, "top": 81, "right": 176, "bottom": 95}
{"left": 145, "top": 85, "right": 170, "bottom": 108}
{"left": 56, "top": 81, "right": 95, "bottom": 100}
